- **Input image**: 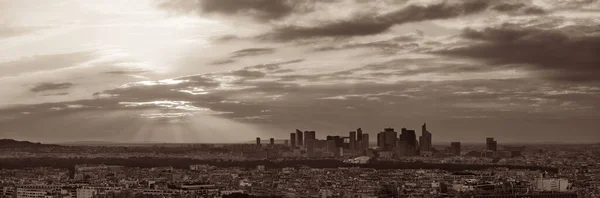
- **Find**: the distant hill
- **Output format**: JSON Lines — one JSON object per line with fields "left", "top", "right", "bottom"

{"left": 0, "top": 139, "right": 61, "bottom": 148}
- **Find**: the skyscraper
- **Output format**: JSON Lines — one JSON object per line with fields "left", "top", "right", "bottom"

{"left": 357, "top": 128, "right": 363, "bottom": 142}
{"left": 383, "top": 128, "right": 397, "bottom": 151}
{"left": 395, "top": 140, "right": 407, "bottom": 157}
{"left": 326, "top": 139, "right": 336, "bottom": 153}
{"left": 290, "top": 133, "right": 296, "bottom": 148}
{"left": 400, "top": 128, "right": 417, "bottom": 156}
{"left": 256, "top": 137, "right": 261, "bottom": 149}
{"left": 419, "top": 123, "right": 432, "bottom": 152}
{"left": 270, "top": 138, "right": 275, "bottom": 146}
{"left": 451, "top": 142, "right": 461, "bottom": 156}
{"left": 376, "top": 128, "right": 398, "bottom": 151}
{"left": 304, "top": 131, "right": 316, "bottom": 145}
{"left": 327, "top": 136, "right": 344, "bottom": 148}
{"left": 486, "top": 137, "right": 497, "bottom": 151}
{"left": 349, "top": 131, "right": 357, "bottom": 150}
{"left": 306, "top": 138, "right": 314, "bottom": 158}
{"left": 296, "top": 129, "right": 303, "bottom": 146}
{"left": 361, "top": 133, "right": 369, "bottom": 151}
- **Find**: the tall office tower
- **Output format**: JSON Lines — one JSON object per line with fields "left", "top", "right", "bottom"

{"left": 361, "top": 134, "right": 369, "bottom": 151}
{"left": 419, "top": 123, "right": 432, "bottom": 152}
{"left": 296, "top": 129, "right": 303, "bottom": 146}
{"left": 395, "top": 140, "right": 407, "bottom": 157}
{"left": 349, "top": 131, "right": 357, "bottom": 150}
{"left": 334, "top": 147, "right": 342, "bottom": 157}
{"left": 383, "top": 128, "right": 397, "bottom": 151}
{"left": 326, "top": 140, "right": 336, "bottom": 153}
{"left": 306, "top": 131, "right": 316, "bottom": 144}
{"left": 270, "top": 138, "right": 275, "bottom": 146}
{"left": 304, "top": 131, "right": 309, "bottom": 145}
{"left": 290, "top": 133, "right": 296, "bottom": 148}
{"left": 400, "top": 128, "right": 417, "bottom": 156}
{"left": 306, "top": 138, "right": 314, "bottom": 158}
{"left": 342, "top": 137, "right": 350, "bottom": 149}
{"left": 486, "top": 138, "right": 497, "bottom": 151}
{"left": 357, "top": 128, "right": 363, "bottom": 142}
{"left": 328, "top": 136, "right": 343, "bottom": 148}
{"left": 256, "top": 137, "right": 261, "bottom": 149}
{"left": 451, "top": 142, "right": 461, "bottom": 156}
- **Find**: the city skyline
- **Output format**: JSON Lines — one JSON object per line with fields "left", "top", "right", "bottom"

{"left": 1, "top": 0, "right": 599, "bottom": 143}
{"left": 1, "top": 1, "right": 599, "bottom": 197}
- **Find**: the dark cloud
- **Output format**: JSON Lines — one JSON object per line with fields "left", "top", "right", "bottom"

{"left": 261, "top": 17, "right": 395, "bottom": 41}
{"left": 210, "top": 48, "right": 278, "bottom": 65}
{"left": 230, "top": 70, "right": 266, "bottom": 78}
{"left": 261, "top": 0, "right": 490, "bottom": 41}
{"left": 492, "top": 3, "right": 526, "bottom": 12}
{"left": 491, "top": 3, "right": 546, "bottom": 15}
{"left": 231, "top": 48, "right": 276, "bottom": 57}
{"left": 244, "top": 59, "right": 304, "bottom": 71}
{"left": 212, "top": 35, "right": 240, "bottom": 42}
{"left": 436, "top": 24, "right": 600, "bottom": 82}
{"left": 30, "top": 83, "right": 74, "bottom": 93}
{"left": 210, "top": 59, "right": 236, "bottom": 65}
{"left": 157, "top": 0, "right": 318, "bottom": 21}
{"left": 315, "top": 34, "right": 423, "bottom": 52}
{"left": 522, "top": 7, "right": 546, "bottom": 14}
{"left": 42, "top": 92, "right": 69, "bottom": 96}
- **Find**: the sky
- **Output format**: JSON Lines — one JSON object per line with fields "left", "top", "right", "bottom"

{"left": 0, "top": 0, "right": 599, "bottom": 143}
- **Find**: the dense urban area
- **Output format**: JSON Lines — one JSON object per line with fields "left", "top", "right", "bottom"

{"left": 0, "top": 125, "right": 598, "bottom": 198}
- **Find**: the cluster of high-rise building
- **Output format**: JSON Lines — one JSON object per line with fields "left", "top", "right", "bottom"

{"left": 374, "top": 123, "right": 433, "bottom": 157}
{"left": 251, "top": 123, "right": 514, "bottom": 159}
{"left": 252, "top": 123, "right": 438, "bottom": 158}
{"left": 283, "top": 128, "right": 369, "bottom": 158}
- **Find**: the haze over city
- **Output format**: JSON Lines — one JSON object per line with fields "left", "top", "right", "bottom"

{"left": 1, "top": 0, "right": 599, "bottom": 143}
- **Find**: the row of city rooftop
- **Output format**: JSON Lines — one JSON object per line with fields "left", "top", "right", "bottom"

{"left": 253, "top": 123, "right": 502, "bottom": 158}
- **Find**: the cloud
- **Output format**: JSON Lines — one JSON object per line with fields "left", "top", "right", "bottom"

{"left": 243, "top": 59, "right": 304, "bottom": 71}
{"left": 314, "top": 33, "right": 423, "bottom": 52}
{"left": 2, "top": 68, "right": 599, "bottom": 142}
{"left": 30, "top": 82, "right": 74, "bottom": 93}
{"left": 0, "top": 26, "right": 38, "bottom": 39}
{"left": 491, "top": 3, "right": 546, "bottom": 15}
{"left": 230, "top": 48, "right": 276, "bottom": 57}
{"left": 260, "top": 0, "right": 490, "bottom": 41}
{"left": 104, "top": 70, "right": 148, "bottom": 75}
{"left": 208, "top": 48, "right": 278, "bottom": 66}
{"left": 0, "top": 52, "right": 94, "bottom": 78}
{"left": 435, "top": 24, "right": 600, "bottom": 82}
{"left": 156, "top": 0, "right": 316, "bottom": 21}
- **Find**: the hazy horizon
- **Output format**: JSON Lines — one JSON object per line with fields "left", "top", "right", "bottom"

{"left": 1, "top": 0, "right": 599, "bottom": 143}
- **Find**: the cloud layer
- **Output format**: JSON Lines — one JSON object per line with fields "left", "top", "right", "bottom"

{"left": 437, "top": 23, "right": 600, "bottom": 82}
{"left": 0, "top": 0, "right": 599, "bottom": 143}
